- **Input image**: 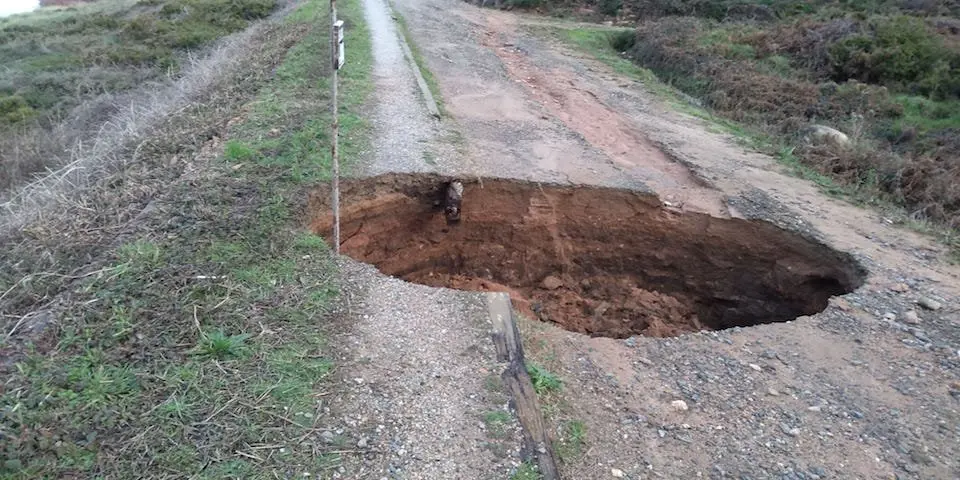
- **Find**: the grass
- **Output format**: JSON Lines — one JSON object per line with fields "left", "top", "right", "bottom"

{"left": 511, "top": 461, "right": 543, "bottom": 480}
{"left": 0, "top": 0, "right": 281, "bottom": 194}
{"left": 390, "top": 4, "right": 446, "bottom": 116}
{"left": 482, "top": 409, "right": 514, "bottom": 439}
{"left": 526, "top": 362, "right": 562, "bottom": 395}
{"left": 556, "top": 419, "right": 586, "bottom": 463}
{"left": 0, "top": 0, "right": 374, "bottom": 476}
{"left": 228, "top": 0, "right": 373, "bottom": 181}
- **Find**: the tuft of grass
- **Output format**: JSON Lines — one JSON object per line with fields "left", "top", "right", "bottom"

{"left": 224, "top": 140, "right": 257, "bottom": 161}
{"left": 511, "top": 461, "right": 543, "bottom": 480}
{"left": 482, "top": 410, "right": 514, "bottom": 438}
{"left": 526, "top": 362, "right": 562, "bottom": 395}
{"left": 192, "top": 330, "right": 252, "bottom": 360}
{"left": 556, "top": 419, "right": 586, "bottom": 463}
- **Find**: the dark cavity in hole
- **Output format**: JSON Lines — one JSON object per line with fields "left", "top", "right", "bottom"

{"left": 311, "top": 173, "right": 866, "bottom": 339}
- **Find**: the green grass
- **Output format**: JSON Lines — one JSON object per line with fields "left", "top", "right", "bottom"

{"left": 0, "top": 0, "right": 374, "bottom": 476}
{"left": 192, "top": 330, "right": 252, "bottom": 359}
{"left": 526, "top": 362, "right": 562, "bottom": 395}
{"left": 482, "top": 410, "right": 514, "bottom": 438}
{"left": 227, "top": 0, "right": 373, "bottom": 181}
{"left": 511, "top": 461, "right": 543, "bottom": 480}
{"left": 895, "top": 94, "right": 960, "bottom": 135}
{"left": 550, "top": 25, "right": 733, "bottom": 122}
{"left": 0, "top": 0, "right": 279, "bottom": 126}
{"left": 390, "top": 5, "right": 445, "bottom": 116}
{"left": 556, "top": 419, "right": 586, "bottom": 463}
{"left": 560, "top": 27, "right": 659, "bottom": 82}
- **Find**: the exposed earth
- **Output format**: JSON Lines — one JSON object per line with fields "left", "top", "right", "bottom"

{"left": 320, "top": 0, "right": 960, "bottom": 478}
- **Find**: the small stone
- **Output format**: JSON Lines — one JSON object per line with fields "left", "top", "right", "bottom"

{"left": 891, "top": 283, "right": 910, "bottom": 293}
{"left": 912, "top": 329, "right": 931, "bottom": 343}
{"left": 357, "top": 437, "right": 368, "bottom": 448}
{"left": 760, "top": 350, "right": 777, "bottom": 359}
{"left": 541, "top": 276, "right": 564, "bottom": 290}
{"left": 767, "top": 388, "right": 780, "bottom": 396}
{"left": 882, "top": 312, "right": 897, "bottom": 321}
{"left": 911, "top": 449, "right": 934, "bottom": 466}
{"left": 749, "top": 363, "right": 762, "bottom": 372}
{"left": 917, "top": 297, "right": 942, "bottom": 311}
{"left": 611, "top": 468, "right": 625, "bottom": 478}
{"left": 902, "top": 310, "right": 921, "bottom": 325}
{"left": 808, "top": 406, "right": 822, "bottom": 412}
{"left": 780, "top": 423, "right": 800, "bottom": 437}
{"left": 321, "top": 431, "right": 335, "bottom": 444}
{"left": 671, "top": 400, "right": 689, "bottom": 411}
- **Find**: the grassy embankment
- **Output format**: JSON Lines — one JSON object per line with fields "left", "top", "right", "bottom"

{"left": 0, "top": 0, "right": 372, "bottom": 477}
{"left": 0, "top": 0, "right": 276, "bottom": 192}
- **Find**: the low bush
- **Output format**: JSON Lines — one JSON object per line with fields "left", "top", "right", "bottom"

{"left": 829, "top": 15, "right": 960, "bottom": 97}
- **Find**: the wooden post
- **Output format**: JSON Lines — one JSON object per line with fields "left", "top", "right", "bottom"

{"left": 330, "top": 0, "right": 340, "bottom": 254}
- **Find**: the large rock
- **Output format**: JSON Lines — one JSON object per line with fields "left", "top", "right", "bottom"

{"left": 803, "top": 125, "right": 850, "bottom": 148}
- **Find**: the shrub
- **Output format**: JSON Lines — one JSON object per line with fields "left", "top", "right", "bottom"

{"left": 0, "top": 95, "right": 35, "bottom": 125}
{"left": 829, "top": 15, "right": 957, "bottom": 95}
{"left": 599, "top": 0, "right": 623, "bottom": 16}
{"left": 609, "top": 29, "right": 636, "bottom": 52}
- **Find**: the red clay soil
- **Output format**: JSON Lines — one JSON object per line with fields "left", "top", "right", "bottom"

{"left": 310, "top": 173, "right": 866, "bottom": 338}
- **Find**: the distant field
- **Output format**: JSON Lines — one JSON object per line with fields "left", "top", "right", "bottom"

{"left": 0, "top": 0, "right": 278, "bottom": 194}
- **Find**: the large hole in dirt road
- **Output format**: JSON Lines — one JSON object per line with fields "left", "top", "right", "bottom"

{"left": 310, "top": 174, "right": 865, "bottom": 338}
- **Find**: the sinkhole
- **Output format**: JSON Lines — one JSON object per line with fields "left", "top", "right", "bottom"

{"left": 310, "top": 174, "right": 866, "bottom": 338}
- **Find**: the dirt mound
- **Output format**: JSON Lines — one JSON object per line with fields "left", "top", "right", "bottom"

{"left": 311, "top": 174, "right": 866, "bottom": 338}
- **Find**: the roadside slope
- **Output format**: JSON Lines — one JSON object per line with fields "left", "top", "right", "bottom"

{"left": 0, "top": 1, "right": 372, "bottom": 477}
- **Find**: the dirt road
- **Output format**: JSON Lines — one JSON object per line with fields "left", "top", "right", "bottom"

{"left": 330, "top": 0, "right": 960, "bottom": 478}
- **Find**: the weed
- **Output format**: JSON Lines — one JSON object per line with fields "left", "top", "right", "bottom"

{"left": 526, "top": 362, "right": 562, "bottom": 395}
{"left": 192, "top": 330, "right": 252, "bottom": 360}
{"left": 598, "top": 0, "right": 622, "bottom": 16}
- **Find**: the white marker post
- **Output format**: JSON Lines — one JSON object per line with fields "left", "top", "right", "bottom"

{"left": 330, "top": 2, "right": 344, "bottom": 253}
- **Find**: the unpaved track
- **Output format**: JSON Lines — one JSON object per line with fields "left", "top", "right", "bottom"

{"left": 324, "top": 0, "right": 525, "bottom": 477}
{"left": 374, "top": 0, "right": 960, "bottom": 478}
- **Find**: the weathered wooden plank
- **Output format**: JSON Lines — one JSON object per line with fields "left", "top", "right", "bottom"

{"left": 487, "top": 292, "right": 560, "bottom": 480}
